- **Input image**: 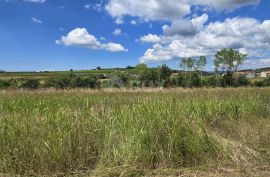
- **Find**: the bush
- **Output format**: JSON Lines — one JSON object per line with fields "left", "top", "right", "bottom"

{"left": 116, "top": 72, "right": 129, "bottom": 86}
{"left": 44, "top": 74, "right": 100, "bottom": 89}
{"left": 233, "top": 75, "right": 250, "bottom": 87}
{"left": 0, "top": 80, "right": 11, "bottom": 89}
{"left": 189, "top": 72, "right": 201, "bottom": 87}
{"left": 21, "top": 79, "right": 40, "bottom": 89}
{"left": 158, "top": 64, "right": 172, "bottom": 80}
{"left": 262, "top": 77, "right": 270, "bottom": 86}
{"left": 255, "top": 77, "right": 270, "bottom": 87}
{"left": 139, "top": 69, "right": 159, "bottom": 87}
{"left": 179, "top": 74, "right": 189, "bottom": 87}
{"left": 203, "top": 75, "right": 222, "bottom": 87}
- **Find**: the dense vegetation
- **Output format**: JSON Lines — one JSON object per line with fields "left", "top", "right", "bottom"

{"left": 1, "top": 66, "right": 270, "bottom": 90}
{"left": 1, "top": 48, "right": 270, "bottom": 90}
{"left": 0, "top": 88, "right": 269, "bottom": 176}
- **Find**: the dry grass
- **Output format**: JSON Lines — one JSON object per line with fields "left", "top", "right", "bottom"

{"left": 0, "top": 88, "right": 269, "bottom": 176}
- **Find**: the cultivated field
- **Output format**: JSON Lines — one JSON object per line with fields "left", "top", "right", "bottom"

{"left": 0, "top": 88, "right": 270, "bottom": 176}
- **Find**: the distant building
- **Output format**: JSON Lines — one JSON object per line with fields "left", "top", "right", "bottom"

{"left": 260, "top": 70, "right": 270, "bottom": 78}
{"left": 235, "top": 71, "right": 256, "bottom": 79}
{"left": 171, "top": 73, "right": 179, "bottom": 78}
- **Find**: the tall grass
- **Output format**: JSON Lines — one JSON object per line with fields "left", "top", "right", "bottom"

{"left": 0, "top": 88, "right": 269, "bottom": 176}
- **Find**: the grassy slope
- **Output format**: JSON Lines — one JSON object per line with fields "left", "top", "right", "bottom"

{"left": 0, "top": 69, "right": 119, "bottom": 80}
{"left": 0, "top": 88, "right": 269, "bottom": 176}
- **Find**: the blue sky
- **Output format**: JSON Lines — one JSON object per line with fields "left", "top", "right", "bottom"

{"left": 0, "top": 0, "right": 270, "bottom": 71}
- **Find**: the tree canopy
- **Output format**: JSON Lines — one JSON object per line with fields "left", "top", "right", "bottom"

{"left": 214, "top": 48, "right": 247, "bottom": 73}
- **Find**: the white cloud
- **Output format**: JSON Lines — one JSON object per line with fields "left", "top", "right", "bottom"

{"left": 100, "top": 36, "right": 106, "bottom": 41}
{"left": 243, "top": 58, "right": 270, "bottom": 68}
{"left": 115, "top": 17, "right": 124, "bottom": 24}
{"left": 24, "top": 0, "right": 46, "bottom": 3}
{"left": 31, "top": 17, "right": 42, "bottom": 24}
{"left": 162, "top": 21, "right": 197, "bottom": 37}
{"left": 105, "top": 0, "right": 191, "bottom": 23}
{"left": 191, "top": 0, "right": 260, "bottom": 11}
{"left": 113, "top": 28, "right": 122, "bottom": 36}
{"left": 140, "top": 34, "right": 161, "bottom": 43}
{"left": 84, "top": 4, "right": 91, "bottom": 9}
{"left": 191, "top": 13, "right": 209, "bottom": 29}
{"left": 105, "top": 0, "right": 261, "bottom": 24}
{"left": 140, "top": 17, "right": 270, "bottom": 62}
{"left": 130, "top": 20, "right": 137, "bottom": 25}
{"left": 56, "top": 28, "right": 127, "bottom": 52}
{"left": 140, "top": 41, "right": 206, "bottom": 63}
{"left": 93, "top": 3, "right": 103, "bottom": 12}
{"left": 84, "top": 2, "right": 103, "bottom": 11}
{"left": 105, "top": 42, "right": 128, "bottom": 52}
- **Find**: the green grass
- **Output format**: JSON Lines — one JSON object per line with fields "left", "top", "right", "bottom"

{"left": 0, "top": 69, "right": 118, "bottom": 80}
{"left": 0, "top": 88, "right": 269, "bottom": 176}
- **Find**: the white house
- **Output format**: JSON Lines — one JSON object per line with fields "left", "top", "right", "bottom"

{"left": 235, "top": 71, "right": 256, "bottom": 79}
{"left": 245, "top": 71, "right": 256, "bottom": 79}
{"left": 260, "top": 71, "right": 270, "bottom": 78}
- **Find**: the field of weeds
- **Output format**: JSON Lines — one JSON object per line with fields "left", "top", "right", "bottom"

{"left": 0, "top": 88, "right": 270, "bottom": 176}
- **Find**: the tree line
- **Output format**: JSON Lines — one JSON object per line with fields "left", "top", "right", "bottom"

{"left": 1, "top": 48, "right": 270, "bottom": 89}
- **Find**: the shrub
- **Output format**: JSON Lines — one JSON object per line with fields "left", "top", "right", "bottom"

{"left": 0, "top": 80, "right": 11, "bottom": 89}
{"left": 262, "top": 77, "right": 270, "bottom": 86}
{"left": 189, "top": 72, "right": 201, "bottom": 87}
{"left": 233, "top": 75, "right": 250, "bottom": 87}
{"left": 139, "top": 69, "right": 159, "bottom": 87}
{"left": 203, "top": 75, "right": 222, "bottom": 87}
{"left": 44, "top": 74, "right": 100, "bottom": 89}
{"left": 21, "top": 79, "right": 40, "bottom": 89}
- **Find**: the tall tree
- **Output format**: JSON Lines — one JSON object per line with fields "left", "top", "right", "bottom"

{"left": 158, "top": 64, "right": 172, "bottom": 80}
{"left": 180, "top": 57, "right": 195, "bottom": 86}
{"left": 195, "top": 56, "right": 207, "bottom": 86}
{"left": 214, "top": 48, "right": 247, "bottom": 86}
{"left": 180, "top": 58, "right": 195, "bottom": 72}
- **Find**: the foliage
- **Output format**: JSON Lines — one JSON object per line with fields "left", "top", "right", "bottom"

{"left": 189, "top": 72, "right": 201, "bottom": 87}
{"left": 21, "top": 79, "right": 39, "bottom": 89}
{"left": 254, "top": 77, "right": 270, "bottom": 87}
{"left": 180, "top": 57, "right": 195, "bottom": 72}
{"left": 158, "top": 64, "right": 172, "bottom": 80}
{"left": 126, "top": 65, "right": 135, "bottom": 69}
{"left": 234, "top": 75, "right": 250, "bottom": 87}
{"left": 214, "top": 48, "right": 247, "bottom": 87}
{"left": 138, "top": 68, "right": 159, "bottom": 87}
{"left": 203, "top": 75, "right": 222, "bottom": 87}
{"left": 0, "top": 80, "right": 11, "bottom": 89}
{"left": 214, "top": 48, "right": 247, "bottom": 73}
{"left": 44, "top": 74, "right": 100, "bottom": 89}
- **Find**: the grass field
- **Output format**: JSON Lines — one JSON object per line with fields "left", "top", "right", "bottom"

{"left": 0, "top": 69, "right": 118, "bottom": 80}
{"left": 0, "top": 88, "right": 270, "bottom": 176}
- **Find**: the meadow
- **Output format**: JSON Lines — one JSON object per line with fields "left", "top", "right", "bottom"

{"left": 0, "top": 88, "right": 270, "bottom": 176}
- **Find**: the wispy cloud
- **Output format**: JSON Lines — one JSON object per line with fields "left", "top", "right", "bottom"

{"left": 31, "top": 17, "right": 42, "bottom": 24}
{"left": 24, "top": 0, "right": 46, "bottom": 3}
{"left": 112, "top": 28, "right": 122, "bottom": 36}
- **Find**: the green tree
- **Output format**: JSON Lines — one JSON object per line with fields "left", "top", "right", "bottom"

{"left": 214, "top": 48, "right": 247, "bottom": 87}
{"left": 139, "top": 69, "right": 159, "bottom": 87}
{"left": 180, "top": 57, "right": 195, "bottom": 86}
{"left": 157, "top": 64, "right": 172, "bottom": 86}
{"left": 136, "top": 63, "right": 147, "bottom": 70}
{"left": 195, "top": 56, "right": 207, "bottom": 86}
